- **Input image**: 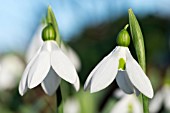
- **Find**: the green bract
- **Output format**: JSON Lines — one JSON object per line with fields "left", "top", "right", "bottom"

{"left": 42, "top": 24, "right": 56, "bottom": 41}
{"left": 117, "top": 25, "right": 130, "bottom": 47}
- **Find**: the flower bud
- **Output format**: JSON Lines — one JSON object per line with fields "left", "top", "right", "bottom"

{"left": 117, "top": 25, "right": 130, "bottom": 47}
{"left": 42, "top": 23, "right": 56, "bottom": 41}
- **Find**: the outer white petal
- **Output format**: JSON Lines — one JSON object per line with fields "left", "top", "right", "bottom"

{"left": 84, "top": 51, "right": 113, "bottom": 91}
{"left": 26, "top": 25, "right": 44, "bottom": 62}
{"left": 126, "top": 48, "right": 154, "bottom": 98}
{"left": 90, "top": 47, "right": 122, "bottom": 93}
{"left": 51, "top": 42, "right": 78, "bottom": 84}
{"left": 116, "top": 71, "right": 134, "bottom": 94}
{"left": 41, "top": 68, "right": 61, "bottom": 96}
{"left": 149, "top": 89, "right": 163, "bottom": 113}
{"left": 19, "top": 47, "right": 41, "bottom": 96}
{"left": 163, "top": 86, "right": 170, "bottom": 110}
{"left": 28, "top": 43, "right": 51, "bottom": 89}
{"left": 73, "top": 75, "right": 80, "bottom": 91}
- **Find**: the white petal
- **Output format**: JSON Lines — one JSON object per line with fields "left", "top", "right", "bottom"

{"left": 163, "top": 86, "right": 170, "bottom": 110}
{"left": 131, "top": 95, "right": 143, "bottom": 113}
{"left": 116, "top": 71, "right": 134, "bottom": 94}
{"left": 19, "top": 47, "right": 41, "bottom": 96}
{"left": 51, "top": 42, "right": 78, "bottom": 84}
{"left": 84, "top": 51, "right": 113, "bottom": 91}
{"left": 64, "top": 98, "right": 80, "bottom": 113}
{"left": 73, "top": 75, "right": 80, "bottom": 91}
{"left": 110, "top": 95, "right": 131, "bottom": 113}
{"left": 149, "top": 89, "right": 163, "bottom": 113}
{"left": 28, "top": 43, "right": 51, "bottom": 89}
{"left": 110, "top": 95, "right": 142, "bottom": 113}
{"left": 41, "top": 68, "right": 61, "bottom": 96}
{"left": 90, "top": 47, "right": 122, "bottom": 93}
{"left": 113, "top": 89, "right": 126, "bottom": 98}
{"left": 126, "top": 49, "right": 154, "bottom": 98}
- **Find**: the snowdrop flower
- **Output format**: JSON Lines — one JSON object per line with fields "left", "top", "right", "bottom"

{"left": 84, "top": 25, "right": 153, "bottom": 98}
{"left": 26, "top": 24, "right": 81, "bottom": 71}
{"left": 150, "top": 85, "right": 170, "bottom": 113}
{"left": 0, "top": 54, "right": 24, "bottom": 90}
{"left": 19, "top": 24, "right": 80, "bottom": 96}
{"left": 110, "top": 94, "right": 143, "bottom": 113}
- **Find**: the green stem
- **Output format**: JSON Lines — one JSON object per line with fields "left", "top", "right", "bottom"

{"left": 128, "top": 8, "right": 149, "bottom": 113}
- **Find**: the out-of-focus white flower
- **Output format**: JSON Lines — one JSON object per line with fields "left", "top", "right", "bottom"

{"left": 150, "top": 85, "right": 170, "bottom": 113}
{"left": 64, "top": 98, "right": 80, "bottom": 113}
{"left": 19, "top": 24, "right": 80, "bottom": 96}
{"left": 60, "top": 42, "right": 81, "bottom": 71}
{"left": 26, "top": 25, "right": 44, "bottom": 62}
{"left": 0, "top": 54, "right": 25, "bottom": 90}
{"left": 84, "top": 46, "right": 153, "bottom": 98}
{"left": 110, "top": 94, "right": 143, "bottom": 113}
{"left": 26, "top": 24, "right": 81, "bottom": 71}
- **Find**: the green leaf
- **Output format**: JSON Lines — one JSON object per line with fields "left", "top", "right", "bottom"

{"left": 47, "top": 6, "right": 61, "bottom": 46}
{"left": 128, "top": 8, "right": 149, "bottom": 113}
{"left": 128, "top": 8, "right": 146, "bottom": 72}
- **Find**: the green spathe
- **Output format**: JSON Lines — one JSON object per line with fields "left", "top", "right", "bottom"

{"left": 117, "top": 25, "right": 130, "bottom": 47}
{"left": 42, "top": 24, "right": 56, "bottom": 41}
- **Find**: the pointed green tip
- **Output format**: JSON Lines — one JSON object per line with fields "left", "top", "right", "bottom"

{"left": 48, "top": 5, "right": 52, "bottom": 12}
{"left": 128, "top": 8, "right": 133, "bottom": 13}
{"left": 124, "top": 24, "right": 129, "bottom": 30}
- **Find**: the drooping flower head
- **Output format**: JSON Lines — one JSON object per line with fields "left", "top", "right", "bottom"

{"left": 19, "top": 23, "right": 80, "bottom": 96}
{"left": 84, "top": 25, "right": 154, "bottom": 98}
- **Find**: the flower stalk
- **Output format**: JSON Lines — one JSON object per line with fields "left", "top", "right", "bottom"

{"left": 128, "top": 8, "right": 149, "bottom": 113}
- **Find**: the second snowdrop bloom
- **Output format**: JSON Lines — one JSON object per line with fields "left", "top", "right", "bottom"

{"left": 84, "top": 25, "right": 153, "bottom": 98}
{"left": 110, "top": 94, "right": 142, "bottom": 113}
{"left": 150, "top": 85, "right": 170, "bottom": 113}
{"left": 19, "top": 24, "right": 80, "bottom": 96}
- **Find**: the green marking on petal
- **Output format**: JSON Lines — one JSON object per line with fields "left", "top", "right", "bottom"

{"left": 118, "top": 58, "right": 126, "bottom": 70}
{"left": 128, "top": 103, "right": 133, "bottom": 113}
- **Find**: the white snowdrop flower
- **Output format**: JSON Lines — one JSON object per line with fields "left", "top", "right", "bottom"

{"left": 26, "top": 24, "right": 81, "bottom": 71}
{"left": 19, "top": 24, "right": 80, "bottom": 96}
{"left": 64, "top": 97, "right": 80, "bottom": 113}
{"left": 84, "top": 26, "right": 153, "bottom": 98}
{"left": 0, "top": 54, "right": 24, "bottom": 90}
{"left": 110, "top": 94, "right": 143, "bottom": 113}
{"left": 150, "top": 85, "right": 170, "bottom": 113}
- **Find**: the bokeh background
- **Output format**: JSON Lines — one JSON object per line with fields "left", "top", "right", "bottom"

{"left": 0, "top": 0, "right": 170, "bottom": 113}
